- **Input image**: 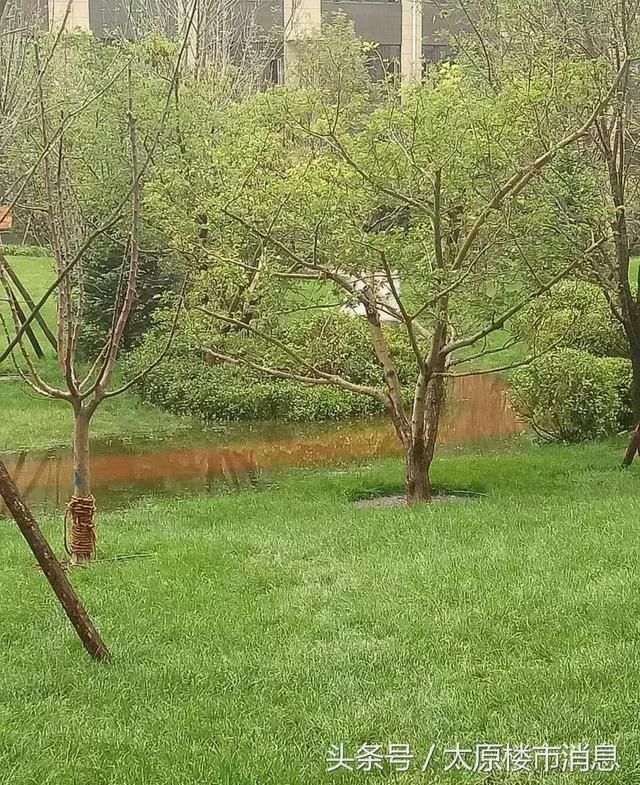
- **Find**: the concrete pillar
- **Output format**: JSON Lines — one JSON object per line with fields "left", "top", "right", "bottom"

{"left": 283, "top": 0, "right": 321, "bottom": 82}
{"left": 49, "top": 0, "right": 90, "bottom": 30}
{"left": 401, "top": 0, "right": 423, "bottom": 84}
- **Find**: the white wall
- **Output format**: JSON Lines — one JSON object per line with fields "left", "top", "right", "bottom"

{"left": 283, "top": 0, "right": 321, "bottom": 79}
{"left": 49, "top": 0, "right": 90, "bottom": 30}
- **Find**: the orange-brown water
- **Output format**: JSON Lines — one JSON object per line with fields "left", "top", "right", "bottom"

{"left": 1, "top": 375, "right": 521, "bottom": 509}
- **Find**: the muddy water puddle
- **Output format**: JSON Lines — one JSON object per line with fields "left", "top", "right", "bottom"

{"left": 1, "top": 375, "right": 521, "bottom": 511}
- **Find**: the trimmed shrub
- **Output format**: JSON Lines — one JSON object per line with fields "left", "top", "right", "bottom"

{"left": 512, "top": 279, "right": 627, "bottom": 358}
{"left": 510, "top": 349, "right": 632, "bottom": 442}
{"left": 4, "top": 244, "right": 52, "bottom": 258}
{"left": 603, "top": 356, "right": 635, "bottom": 430}
{"left": 130, "top": 346, "right": 384, "bottom": 422}
{"left": 128, "top": 312, "right": 418, "bottom": 422}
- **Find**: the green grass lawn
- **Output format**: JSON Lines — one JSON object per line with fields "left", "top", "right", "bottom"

{"left": 1, "top": 441, "right": 639, "bottom": 784}
{"left": 0, "top": 377, "right": 196, "bottom": 452}
{"left": 1, "top": 254, "right": 638, "bottom": 780}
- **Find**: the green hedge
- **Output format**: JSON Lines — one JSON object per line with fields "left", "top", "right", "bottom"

{"left": 510, "top": 349, "right": 633, "bottom": 442}
{"left": 512, "top": 279, "right": 627, "bottom": 358}
{"left": 128, "top": 312, "right": 419, "bottom": 422}
{"left": 135, "top": 354, "right": 383, "bottom": 421}
{"left": 3, "top": 244, "right": 52, "bottom": 258}
{"left": 508, "top": 280, "right": 635, "bottom": 442}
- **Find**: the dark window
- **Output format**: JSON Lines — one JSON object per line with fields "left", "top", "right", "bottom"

{"left": 11, "top": 0, "right": 48, "bottom": 30}
{"left": 268, "top": 56, "right": 284, "bottom": 85}
{"left": 423, "top": 44, "right": 450, "bottom": 65}
{"left": 90, "top": 0, "right": 178, "bottom": 41}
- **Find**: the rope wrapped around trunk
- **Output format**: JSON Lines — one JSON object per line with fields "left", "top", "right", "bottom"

{"left": 65, "top": 495, "right": 97, "bottom": 561}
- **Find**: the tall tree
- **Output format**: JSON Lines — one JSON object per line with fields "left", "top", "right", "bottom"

{"left": 453, "top": 0, "right": 640, "bottom": 462}
{"left": 158, "top": 28, "right": 625, "bottom": 502}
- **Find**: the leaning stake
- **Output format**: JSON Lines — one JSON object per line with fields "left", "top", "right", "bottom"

{"left": 0, "top": 460, "right": 111, "bottom": 662}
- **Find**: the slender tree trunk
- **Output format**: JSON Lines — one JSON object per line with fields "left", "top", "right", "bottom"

{"left": 604, "top": 116, "right": 640, "bottom": 466}
{"left": 70, "top": 407, "right": 96, "bottom": 564}
{"left": 404, "top": 373, "right": 447, "bottom": 504}
{"left": 622, "top": 338, "right": 640, "bottom": 466}
{"left": 405, "top": 438, "right": 431, "bottom": 504}
{"left": 629, "top": 345, "right": 640, "bottom": 422}
{"left": 623, "top": 422, "right": 640, "bottom": 467}
{"left": 73, "top": 409, "right": 91, "bottom": 498}
{"left": 8, "top": 287, "right": 43, "bottom": 358}
{"left": 424, "top": 370, "right": 446, "bottom": 469}
{"left": 0, "top": 460, "right": 111, "bottom": 662}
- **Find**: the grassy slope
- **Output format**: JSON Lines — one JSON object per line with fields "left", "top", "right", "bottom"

{"left": 1, "top": 441, "right": 639, "bottom": 784}
{"left": 0, "top": 256, "right": 195, "bottom": 451}
{"left": 0, "top": 380, "right": 193, "bottom": 452}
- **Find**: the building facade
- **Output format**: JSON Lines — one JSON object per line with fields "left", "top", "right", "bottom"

{"left": 42, "top": 0, "right": 460, "bottom": 83}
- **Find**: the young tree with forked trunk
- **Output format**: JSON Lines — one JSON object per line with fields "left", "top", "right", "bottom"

{"left": 0, "top": 49, "right": 185, "bottom": 562}
{"left": 0, "top": 0, "right": 112, "bottom": 662}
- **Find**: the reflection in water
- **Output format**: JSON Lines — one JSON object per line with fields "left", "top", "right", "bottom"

{"left": 1, "top": 375, "right": 521, "bottom": 511}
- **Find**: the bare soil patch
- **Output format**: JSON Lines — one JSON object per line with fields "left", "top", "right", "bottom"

{"left": 354, "top": 493, "right": 477, "bottom": 508}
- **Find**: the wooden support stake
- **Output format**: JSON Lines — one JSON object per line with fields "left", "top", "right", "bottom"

{"left": 8, "top": 286, "right": 44, "bottom": 359}
{"left": 2, "top": 257, "right": 58, "bottom": 350}
{"left": 0, "top": 460, "right": 111, "bottom": 663}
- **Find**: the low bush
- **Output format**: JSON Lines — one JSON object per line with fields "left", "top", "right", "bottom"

{"left": 509, "top": 349, "right": 632, "bottom": 442}
{"left": 606, "top": 356, "right": 635, "bottom": 429}
{"left": 512, "top": 279, "right": 627, "bottom": 358}
{"left": 130, "top": 347, "right": 384, "bottom": 422}
{"left": 4, "top": 244, "right": 52, "bottom": 258}
{"left": 128, "top": 312, "right": 418, "bottom": 422}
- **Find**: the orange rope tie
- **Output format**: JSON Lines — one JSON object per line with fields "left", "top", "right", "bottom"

{"left": 65, "top": 495, "right": 97, "bottom": 559}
